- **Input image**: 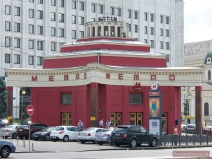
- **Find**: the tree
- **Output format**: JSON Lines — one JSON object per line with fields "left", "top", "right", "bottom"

{"left": 0, "top": 76, "right": 7, "bottom": 119}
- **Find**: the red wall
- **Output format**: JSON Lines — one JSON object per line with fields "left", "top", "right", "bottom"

{"left": 44, "top": 56, "right": 167, "bottom": 69}
{"left": 30, "top": 84, "right": 181, "bottom": 134}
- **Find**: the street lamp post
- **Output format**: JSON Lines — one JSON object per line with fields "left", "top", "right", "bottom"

{"left": 21, "top": 89, "right": 26, "bottom": 123}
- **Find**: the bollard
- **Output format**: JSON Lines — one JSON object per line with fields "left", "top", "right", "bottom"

{"left": 23, "top": 137, "right": 25, "bottom": 148}
{"left": 32, "top": 143, "right": 34, "bottom": 151}
{"left": 17, "top": 137, "right": 18, "bottom": 146}
{"left": 207, "top": 135, "right": 208, "bottom": 145}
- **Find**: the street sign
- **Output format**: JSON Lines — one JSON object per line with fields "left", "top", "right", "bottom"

{"left": 26, "top": 105, "right": 34, "bottom": 115}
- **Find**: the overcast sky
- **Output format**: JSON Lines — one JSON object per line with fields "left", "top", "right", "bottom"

{"left": 184, "top": 0, "right": 212, "bottom": 43}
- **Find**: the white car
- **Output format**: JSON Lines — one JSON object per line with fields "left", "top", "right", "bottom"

{"left": 78, "top": 127, "right": 103, "bottom": 144}
{"left": 50, "top": 126, "right": 80, "bottom": 142}
{"left": 0, "top": 125, "right": 19, "bottom": 139}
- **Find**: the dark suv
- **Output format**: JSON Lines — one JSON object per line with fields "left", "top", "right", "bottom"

{"left": 17, "top": 123, "right": 48, "bottom": 139}
{"left": 111, "top": 125, "right": 157, "bottom": 147}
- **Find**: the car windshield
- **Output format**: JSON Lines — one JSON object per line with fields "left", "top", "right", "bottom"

{"left": 5, "top": 125, "right": 15, "bottom": 128}
{"left": 113, "top": 127, "right": 128, "bottom": 133}
{"left": 44, "top": 127, "right": 56, "bottom": 131}
{"left": 55, "top": 127, "right": 64, "bottom": 131}
{"left": 99, "top": 129, "right": 112, "bottom": 132}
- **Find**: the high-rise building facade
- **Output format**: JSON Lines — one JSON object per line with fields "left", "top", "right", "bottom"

{"left": 0, "top": 0, "right": 184, "bottom": 76}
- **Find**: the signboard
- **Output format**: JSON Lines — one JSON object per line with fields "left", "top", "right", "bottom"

{"left": 149, "top": 119, "right": 160, "bottom": 135}
{"left": 26, "top": 105, "right": 34, "bottom": 115}
{"left": 90, "top": 117, "right": 96, "bottom": 120}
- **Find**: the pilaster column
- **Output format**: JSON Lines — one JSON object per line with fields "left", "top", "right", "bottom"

{"left": 90, "top": 83, "right": 98, "bottom": 127}
{"left": 195, "top": 86, "right": 202, "bottom": 134}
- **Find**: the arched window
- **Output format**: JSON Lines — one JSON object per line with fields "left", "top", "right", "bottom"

{"left": 208, "top": 70, "right": 211, "bottom": 80}
{"left": 204, "top": 102, "right": 209, "bottom": 116}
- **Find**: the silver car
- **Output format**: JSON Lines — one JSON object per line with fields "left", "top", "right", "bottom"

{"left": 0, "top": 125, "right": 19, "bottom": 139}
{"left": 0, "top": 140, "right": 16, "bottom": 158}
{"left": 95, "top": 128, "right": 114, "bottom": 145}
{"left": 78, "top": 127, "right": 103, "bottom": 144}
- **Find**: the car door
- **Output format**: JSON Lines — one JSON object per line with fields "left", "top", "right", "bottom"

{"left": 139, "top": 126, "right": 149, "bottom": 143}
{"left": 67, "top": 127, "right": 78, "bottom": 139}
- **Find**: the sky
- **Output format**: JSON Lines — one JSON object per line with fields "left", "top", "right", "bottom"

{"left": 184, "top": 0, "right": 212, "bottom": 43}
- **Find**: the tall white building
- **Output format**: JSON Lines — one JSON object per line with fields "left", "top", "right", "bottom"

{"left": 0, "top": 0, "right": 184, "bottom": 76}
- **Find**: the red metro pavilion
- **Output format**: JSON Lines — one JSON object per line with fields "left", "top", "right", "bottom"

{"left": 5, "top": 17, "right": 203, "bottom": 134}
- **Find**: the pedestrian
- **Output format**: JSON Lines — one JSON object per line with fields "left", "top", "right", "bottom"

{"left": 77, "top": 120, "right": 84, "bottom": 131}
{"left": 105, "top": 120, "right": 110, "bottom": 129}
{"left": 173, "top": 125, "right": 178, "bottom": 145}
{"left": 98, "top": 119, "right": 104, "bottom": 128}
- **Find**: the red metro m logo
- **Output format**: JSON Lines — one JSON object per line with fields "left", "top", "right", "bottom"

{"left": 151, "top": 82, "right": 159, "bottom": 91}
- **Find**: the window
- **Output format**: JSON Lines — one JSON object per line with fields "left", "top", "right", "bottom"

{"left": 99, "top": 5, "right": 104, "bottom": 14}
{"left": 91, "top": 4, "right": 96, "bottom": 12}
{"left": 150, "top": 14, "right": 154, "bottom": 22}
{"left": 166, "top": 42, "right": 169, "bottom": 50}
{"left": 14, "top": 22, "right": 20, "bottom": 32}
{"left": 117, "top": 8, "right": 121, "bottom": 16}
{"left": 28, "top": 56, "right": 34, "bottom": 65}
{"left": 79, "top": 2, "right": 84, "bottom": 11}
{"left": 134, "top": 25, "right": 138, "bottom": 33}
{"left": 37, "top": 25, "right": 43, "bottom": 35}
{"left": 29, "top": 9, "right": 34, "bottom": 18}
{"left": 51, "top": 27, "right": 56, "bottom": 36}
{"left": 79, "top": 16, "right": 84, "bottom": 25}
{"left": 5, "top": 37, "right": 11, "bottom": 47}
{"left": 5, "top": 21, "right": 10, "bottom": 31}
{"left": 91, "top": 18, "right": 95, "bottom": 21}
{"left": 160, "top": 15, "right": 163, "bottom": 23}
{"left": 37, "top": 10, "right": 43, "bottom": 19}
{"left": 208, "top": 70, "right": 211, "bottom": 80}
{"left": 5, "top": 5, "right": 11, "bottom": 15}
{"left": 72, "top": 30, "right": 76, "bottom": 39}
{"left": 59, "top": 13, "right": 64, "bottom": 22}
{"left": 29, "top": 24, "right": 34, "bottom": 34}
{"left": 51, "top": 42, "right": 56, "bottom": 51}
{"left": 51, "top": 0, "right": 56, "bottom": 6}
{"left": 128, "top": 10, "right": 131, "bottom": 18}
{"left": 166, "top": 29, "right": 169, "bottom": 37}
{"left": 14, "top": 7, "right": 20, "bottom": 16}
{"left": 166, "top": 16, "right": 169, "bottom": 24}
{"left": 72, "top": 15, "right": 76, "bottom": 24}
{"left": 51, "top": 12, "right": 56, "bottom": 21}
{"left": 204, "top": 103, "right": 209, "bottom": 116}
{"left": 144, "top": 13, "right": 148, "bottom": 21}
{"left": 150, "top": 40, "right": 154, "bottom": 48}
{"left": 144, "top": 26, "right": 147, "bottom": 34}
{"left": 160, "top": 28, "right": 163, "bottom": 36}
{"left": 37, "top": 56, "right": 43, "bottom": 65}
{"left": 29, "top": 40, "right": 34, "bottom": 49}
{"left": 37, "top": 41, "right": 43, "bottom": 50}
{"left": 14, "top": 38, "right": 21, "bottom": 48}
{"left": 80, "top": 31, "right": 84, "bottom": 38}
{"left": 14, "top": 54, "right": 20, "bottom": 64}
{"left": 61, "top": 93, "right": 72, "bottom": 104}
{"left": 129, "top": 24, "right": 131, "bottom": 32}
{"left": 110, "top": 7, "right": 114, "bottom": 15}
{"left": 134, "top": 11, "right": 138, "bottom": 19}
{"left": 160, "top": 41, "right": 163, "bottom": 49}
{"left": 72, "top": 1, "right": 76, "bottom": 9}
{"left": 150, "top": 27, "right": 154, "bottom": 35}
{"left": 129, "top": 94, "right": 142, "bottom": 104}
{"left": 38, "top": 0, "right": 43, "bottom": 4}
{"left": 59, "top": 0, "right": 64, "bottom": 7}
{"left": 59, "top": 28, "right": 64, "bottom": 37}
{"left": 29, "top": 0, "right": 34, "bottom": 2}
{"left": 5, "top": 54, "right": 10, "bottom": 63}
{"left": 144, "top": 39, "right": 147, "bottom": 44}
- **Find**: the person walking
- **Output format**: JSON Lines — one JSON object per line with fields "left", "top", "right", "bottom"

{"left": 105, "top": 120, "right": 110, "bottom": 129}
{"left": 98, "top": 119, "right": 104, "bottom": 128}
{"left": 173, "top": 125, "right": 178, "bottom": 145}
{"left": 77, "top": 120, "right": 84, "bottom": 131}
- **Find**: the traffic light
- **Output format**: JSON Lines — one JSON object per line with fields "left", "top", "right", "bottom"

{"left": 0, "top": 76, "right": 7, "bottom": 119}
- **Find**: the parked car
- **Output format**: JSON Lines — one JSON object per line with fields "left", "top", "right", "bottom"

{"left": 184, "top": 124, "right": 196, "bottom": 134}
{"left": 181, "top": 124, "right": 186, "bottom": 133}
{"left": 32, "top": 126, "right": 56, "bottom": 141}
{"left": 111, "top": 125, "right": 158, "bottom": 148}
{"left": 17, "top": 123, "right": 48, "bottom": 139}
{"left": 95, "top": 128, "right": 114, "bottom": 145}
{"left": 0, "top": 125, "right": 19, "bottom": 139}
{"left": 78, "top": 127, "right": 103, "bottom": 144}
{"left": 0, "top": 140, "right": 16, "bottom": 158}
{"left": 50, "top": 126, "right": 80, "bottom": 142}
{"left": 203, "top": 126, "right": 212, "bottom": 134}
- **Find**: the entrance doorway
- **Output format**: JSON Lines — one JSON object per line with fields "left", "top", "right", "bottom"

{"left": 162, "top": 113, "right": 167, "bottom": 133}
{"left": 110, "top": 113, "right": 122, "bottom": 126}
{"left": 61, "top": 113, "right": 72, "bottom": 125}
{"left": 129, "top": 113, "right": 143, "bottom": 125}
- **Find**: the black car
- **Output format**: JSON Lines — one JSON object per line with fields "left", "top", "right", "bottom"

{"left": 111, "top": 125, "right": 157, "bottom": 148}
{"left": 32, "top": 126, "right": 56, "bottom": 141}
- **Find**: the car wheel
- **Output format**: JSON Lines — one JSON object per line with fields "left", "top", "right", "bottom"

{"left": 98, "top": 142, "right": 103, "bottom": 145}
{"left": 150, "top": 138, "right": 157, "bottom": 147}
{"left": 80, "top": 140, "right": 85, "bottom": 144}
{"left": 3, "top": 136, "right": 8, "bottom": 139}
{"left": 12, "top": 133, "right": 17, "bottom": 139}
{"left": 0, "top": 146, "right": 11, "bottom": 158}
{"left": 63, "top": 135, "right": 69, "bottom": 142}
{"left": 44, "top": 135, "right": 50, "bottom": 141}
{"left": 52, "top": 139, "right": 57, "bottom": 142}
{"left": 114, "top": 142, "right": 120, "bottom": 146}
{"left": 129, "top": 139, "right": 137, "bottom": 148}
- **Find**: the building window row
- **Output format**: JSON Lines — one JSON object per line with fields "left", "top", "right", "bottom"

{"left": 51, "top": 0, "right": 64, "bottom": 7}
{"left": 128, "top": 10, "right": 138, "bottom": 19}
{"left": 71, "top": 30, "right": 85, "bottom": 39}
{"left": 72, "top": 1, "right": 84, "bottom": 11}
{"left": 72, "top": 16, "right": 84, "bottom": 25}
{"left": 160, "top": 15, "right": 170, "bottom": 24}
{"left": 5, "top": 6, "right": 20, "bottom": 16}
{"left": 51, "top": 12, "right": 65, "bottom": 23}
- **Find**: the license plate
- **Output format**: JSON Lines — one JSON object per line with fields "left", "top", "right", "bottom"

{"left": 80, "top": 133, "right": 86, "bottom": 136}
{"left": 18, "top": 129, "right": 23, "bottom": 131}
{"left": 52, "top": 136, "right": 56, "bottom": 139}
{"left": 34, "top": 135, "right": 38, "bottom": 137}
{"left": 115, "top": 134, "right": 120, "bottom": 136}
{"left": 96, "top": 138, "right": 102, "bottom": 141}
